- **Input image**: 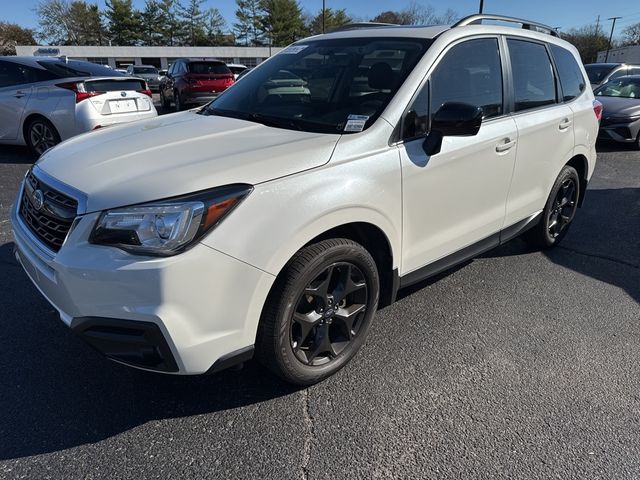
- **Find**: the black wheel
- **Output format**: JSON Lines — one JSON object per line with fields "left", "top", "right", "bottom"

{"left": 160, "top": 89, "right": 170, "bottom": 108}
{"left": 524, "top": 165, "right": 580, "bottom": 249}
{"left": 634, "top": 131, "right": 640, "bottom": 151}
{"left": 256, "top": 239, "right": 380, "bottom": 385}
{"left": 175, "top": 90, "right": 183, "bottom": 111}
{"left": 25, "top": 117, "right": 60, "bottom": 156}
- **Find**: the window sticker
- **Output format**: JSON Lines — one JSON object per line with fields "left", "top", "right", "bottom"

{"left": 344, "top": 114, "right": 369, "bottom": 132}
{"left": 281, "top": 45, "right": 309, "bottom": 54}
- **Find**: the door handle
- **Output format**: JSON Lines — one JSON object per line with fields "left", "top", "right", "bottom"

{"left": 495, "top": 138, "right": 516, "bottom": 153}
{"left": 13, "top": 91, "right": 26, "bottom": 98}
{"left": 559, "top": 118, "right": 572, "bottom": 130}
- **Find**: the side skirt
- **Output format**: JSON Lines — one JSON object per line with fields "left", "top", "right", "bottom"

{"left": 395, "top": 212, "right": 543, "bottom": 291}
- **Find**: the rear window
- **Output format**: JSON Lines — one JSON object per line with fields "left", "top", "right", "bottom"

{"left": 37, "top": 60, "right": 122, "bottom": 78}
{"left": 133, "top": 66, "right": 158, "bottom": 74}
{"left": 188, "top": 62, "right": 231, "bottom": 75}
{"left": 84, "top": 79, "right": 146, "bottom": 92}
{"left": 584, "top": 64, "right": 616, "bottom": 84}
{"left": 550, "top": 44, "right": 586, "bottom": 101}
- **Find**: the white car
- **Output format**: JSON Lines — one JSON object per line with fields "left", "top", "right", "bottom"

{"left": 0, "top": 57, "right": 157, "bottom": 155}
{"left": 226, "top": 63, "right": 248, "bottom": 80}
{"left": 11, "top": 15, "right": 599, "bottom": 385}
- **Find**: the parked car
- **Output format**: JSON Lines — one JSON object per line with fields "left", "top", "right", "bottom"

{"left": 584, "top": 63, "right": 640, "bottom": 90}
{"left": 159, "top": 59, "right": 235, "bottom": 111}
{"left": 0, "top": 56, "right": 157, "bottom": 155}
{"left": 235, "top": 67, "right": 253, "bottom": 81}
{"left": 594, "top": 75, "right": 640, "bottom": 149}
{"left": 126, "top": 64, "right": 162, "bottom": 91}
{"left": 226, "top": 63, "right": 248, "bottom": 80}
{"left": 11, "top": 15, "right": 599, "bottom": 385}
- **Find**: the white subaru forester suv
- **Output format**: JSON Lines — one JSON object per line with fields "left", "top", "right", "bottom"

{"left": 11, "top": 15, "right": 600, "bottom": 385}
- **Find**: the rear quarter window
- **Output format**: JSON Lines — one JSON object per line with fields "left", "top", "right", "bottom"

{"left": 507, "top": 39, "right": 557, "bottom": 112}
{"left": 550, "top": 44, "right": 586, "bottom": 101}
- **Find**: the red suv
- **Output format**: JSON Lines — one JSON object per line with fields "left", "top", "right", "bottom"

{"left": 160, "top": 59, "right": 234, "bottom": 111}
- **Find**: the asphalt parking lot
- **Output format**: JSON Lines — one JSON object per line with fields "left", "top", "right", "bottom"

{"left": 0, "top": 103, "right": 639, "bottom": 478}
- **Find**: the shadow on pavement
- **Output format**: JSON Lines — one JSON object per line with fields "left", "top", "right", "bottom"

{"left": 0, "top": 146, "right": 37, "bottom": 165}
{"left": 0, "top": 242, "right": 299, "bottom": 460}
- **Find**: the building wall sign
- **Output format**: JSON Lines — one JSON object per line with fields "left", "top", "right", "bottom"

{"left": 34, "top": 47, "right": 61, "bottom": 56}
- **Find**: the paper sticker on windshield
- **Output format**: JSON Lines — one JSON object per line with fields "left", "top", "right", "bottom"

{"left": 344, "top": 114, "right": 369, "bottom": 132}
{"left": 282, "top": 45, "right": 308, "bottom": 54}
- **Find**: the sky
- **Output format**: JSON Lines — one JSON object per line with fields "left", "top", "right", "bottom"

{"left": 2, "top": 0, "right": 640, "bottom": 38}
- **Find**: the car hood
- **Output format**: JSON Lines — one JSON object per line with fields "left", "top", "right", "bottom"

{"left": 597, "top": 96, "right": 640, "bottom": 117}
{"left": 36, "top": 112, "right": 340, "bottom": 213}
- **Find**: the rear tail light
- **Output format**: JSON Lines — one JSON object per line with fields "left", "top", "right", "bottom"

{"left": 138, "top": 88, "right": 153, "bottom": 97}
{"left": 593, "top": 100, "right": 603, "bottom": 122}
{"left": 57, "top": 82, "right": 105, "bottom": 103}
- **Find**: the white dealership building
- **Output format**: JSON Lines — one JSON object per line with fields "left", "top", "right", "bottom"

{"left": 596, "top": 45, "right": 640, "bottom": 64}
{"left": 15, "top": 45, "right": 284, "bottom": 70}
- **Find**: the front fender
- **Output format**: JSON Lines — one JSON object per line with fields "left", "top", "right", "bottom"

{"left": 201, "top": 147, "right": 402, "bottom": 277}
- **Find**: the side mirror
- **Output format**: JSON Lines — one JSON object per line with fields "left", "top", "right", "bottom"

{"left": 423, "top": 102, "right": 483, "bottom": 156}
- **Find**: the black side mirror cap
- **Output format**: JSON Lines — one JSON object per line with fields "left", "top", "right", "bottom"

{"left": 423, "top": 102, "right": 483, "bottom": 156}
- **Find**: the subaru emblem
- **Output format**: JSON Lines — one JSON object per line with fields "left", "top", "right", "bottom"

{"left": 32, "top": 189, "right": 44, "bottom": 211}
{"left": 120, "top": 91, "right": 127, "bottom": 97}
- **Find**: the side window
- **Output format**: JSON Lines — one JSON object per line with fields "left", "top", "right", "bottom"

{"left": 508, "top": 39, "right": 557, "bottom": 112}
{"left": 0, "top": 61, "right": 29, "bottom": 88}
{"left": 402, "top": 38, "right": 503, "bottom": 140}
{"left": 629, "top": 67, "right": 640, "bottom": 76}
{"left": 550, "top": 44, "right": 586, "bottom": 101}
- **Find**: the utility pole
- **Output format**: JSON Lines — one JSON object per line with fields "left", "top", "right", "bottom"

{"left": 322, "top": 0, "right": 326, "bottom": 33}
{"left": 595, "top": 15, "right": 600, "bottom": 36}
{"left": 479, "top": 0, "right": 484, "bottom": 14}
{"left": 605, "top": 16, "right": 621, "bottom": 62}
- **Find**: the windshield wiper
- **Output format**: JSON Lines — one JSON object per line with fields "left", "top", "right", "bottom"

{"left": 203, "top": 108, "right": 304, "bottom": 131}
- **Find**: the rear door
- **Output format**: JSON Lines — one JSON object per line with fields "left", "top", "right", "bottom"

{"left": 0, "top": 60, "right": 33, "bottom": 141}
{"left": 399, "top": 37, "right": 518, "bottom": 275}
{"left": 503, "top": 38, "right": 575, "bottom": 227}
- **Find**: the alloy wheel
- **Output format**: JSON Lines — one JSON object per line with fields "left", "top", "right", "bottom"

{"left": 29, "top": 122, "right": 56, "bottom": 155}
{"left": 290, "top": 262, "right": 369, "bottom": 366}
{"left": 547, "top": 178, "right": 578, "bottom": 238}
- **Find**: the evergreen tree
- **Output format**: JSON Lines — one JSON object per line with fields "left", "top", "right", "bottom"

{"left": 141, "top": 0, "right": 164, "bottom": 46}
{"left": 234, "top": 0, "right": 262, "bottom": 46}
{"left": 259, "top": 0, "right": 306, "bottom": 47}
{"left": 307, "top": 7, "right": 350, "bottom": 35}
{"left": 205, "top": 8, "right": 227, "bottom": 46}
{"left": 104, "top": 0, "right": 142, "bottom": 46}
{"left": 157, "top": 0, "right": 181, "bottom": 46}
{"left": 177, "top": 0, "right": 208, "bottom": 46}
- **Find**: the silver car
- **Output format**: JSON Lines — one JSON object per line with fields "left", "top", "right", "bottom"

{"left": 126, "top": 64, "right": 162, "bottom": 91}
{"left": 0, "top": 57, "right": 158, "bottom": 155}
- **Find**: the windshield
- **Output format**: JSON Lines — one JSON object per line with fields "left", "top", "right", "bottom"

{"left": 595, "top": 77, "right": 640, "bottom": 99}
{"left": 133, "top": 66, "right": 158, "bottom": 74}
{"left": 202, "top": 37, "right": 431, "bottom": 134}
{"left": 585, "top": 64, "right": 616, "bottom": 83}
{"left": 189, "top": 62, "right": 231, "bottom": 75}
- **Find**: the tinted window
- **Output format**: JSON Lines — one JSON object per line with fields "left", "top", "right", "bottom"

{"left": 0, "top": 61, "right": 56, "bottom": 87}
{"left": 595, "top": 77, "right": 640, "bottom": 99}
{"left": 629, "top": 67, "right": 640, "bottom": 76}
{"left": 550, "top": 44, "right": 586, "bottom": 101}
{"left": 430, "top": 38, "right": 503, "bottom": 124}
{"left": 188, "top": 62, "right": 231, "bottom": 75}
{"left": 204, "top": 37, "right": 431, "bottom": 134}
{"left": 37, "top": 60, "right": 121, "bottom": 78}
{"left": 402, "top": 82, "right": 429, "bottom": 139}
{"left": 84, "top": 79, "right": 146, "bottom": 92}
{"left": 508, "top": 39, "right": 557, "bottom": 112}
{"left": 584, "top": 64, "right": 616, "bottom": 83}
{"left": 133, "top": 66, "right": 158, "bottom": 74}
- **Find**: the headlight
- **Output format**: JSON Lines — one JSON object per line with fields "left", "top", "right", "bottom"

{"left": 89, "top": 184, "right": 252, "bottom": 256}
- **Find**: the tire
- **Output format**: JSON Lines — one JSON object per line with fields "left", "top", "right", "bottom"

{"left": 256, "top": 238, "right": 380, "bottom": 385}
{"left": 523, "top": 165, "right": 580, "bottom": 249}
{"left": 25, "top": 117, "right": 61, "bottom": 156}
{"left": 175, "top": 90, "right": 183, "bottom": 111}
{"left": 160, "top": 89, "right": 170, "bottom": 109}
{"left": 634, "top": 132, "right": 640, "bottom": 151}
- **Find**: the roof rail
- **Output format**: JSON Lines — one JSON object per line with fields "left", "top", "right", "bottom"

{"left": 331, "top": 22, "right": 398, "bottom": 33}
{"left": 453, "top": 14, "right": 560, "bottom": 37}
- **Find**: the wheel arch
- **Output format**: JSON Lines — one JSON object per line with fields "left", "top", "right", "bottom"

{"left": 565, "top": 154, "right": 589, "bottom": 207}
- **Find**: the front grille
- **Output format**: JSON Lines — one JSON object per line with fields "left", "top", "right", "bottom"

{"left": 19, "top": 170, "right": 78, "bottom": 252}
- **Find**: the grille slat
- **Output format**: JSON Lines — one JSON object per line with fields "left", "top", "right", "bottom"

{"left": 19, "top": 171, "right": 78, "bottom": 252}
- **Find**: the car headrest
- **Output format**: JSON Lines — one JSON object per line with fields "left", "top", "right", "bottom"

{"left": 368, "top": 62, "right": 394, "bottom": 90}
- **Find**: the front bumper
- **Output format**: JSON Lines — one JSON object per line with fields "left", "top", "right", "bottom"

{"left": 598, "top": 118, "right": 640, "bottom": 143}
{"left": 11, "top": 187, "right": 275, "bottom": 374}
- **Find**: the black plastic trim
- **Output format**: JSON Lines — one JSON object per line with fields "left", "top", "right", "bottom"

{"left": 206, "top": 345, "right": 254, "bottom": 374}
{"left": 499, "top": 212, "right": 542, "bottom": 244}
{"left": 71, "top": 317, "right": 179, "bottom": 372}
